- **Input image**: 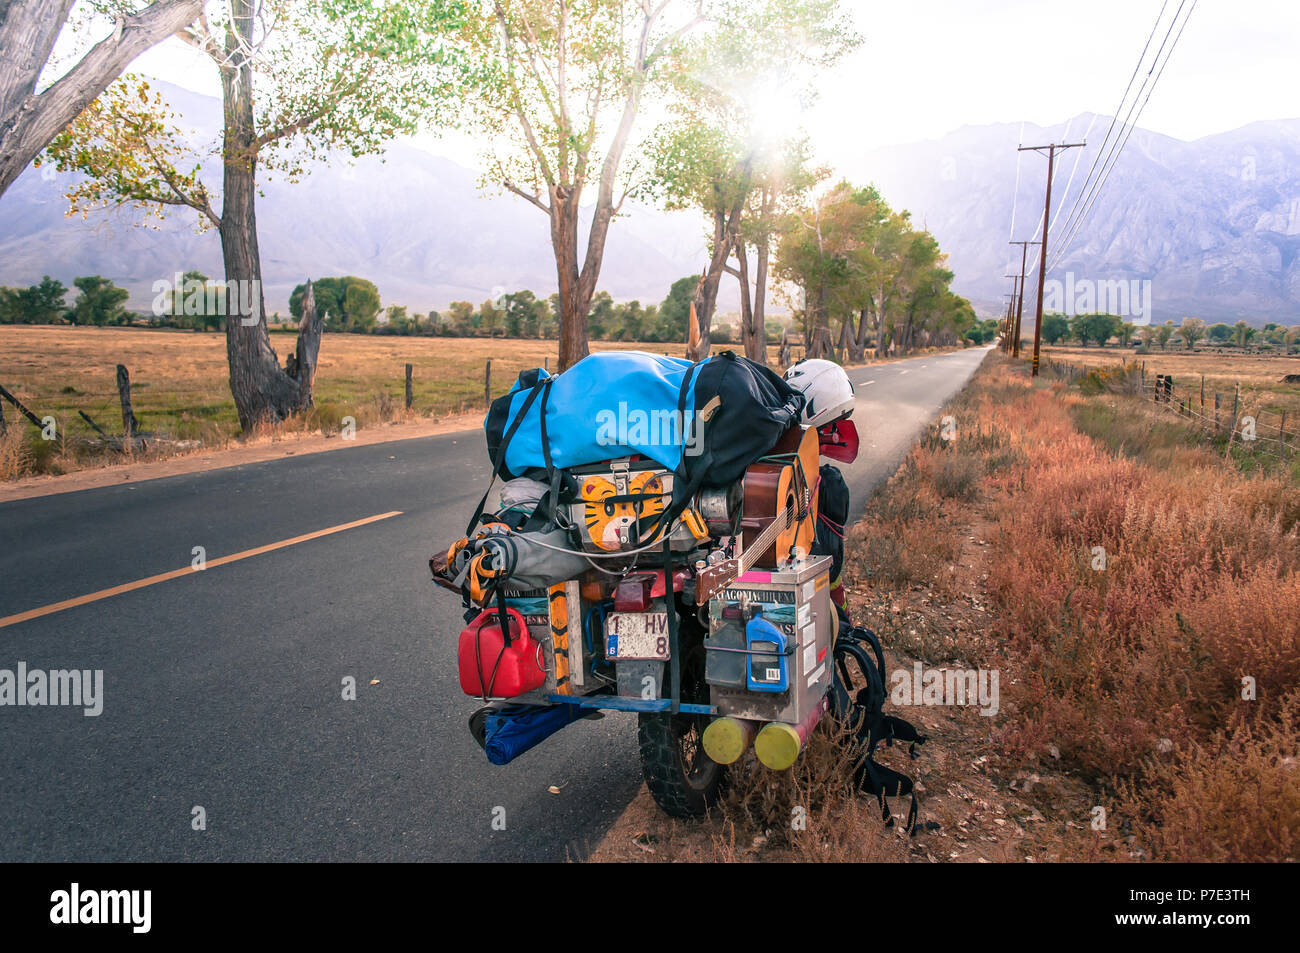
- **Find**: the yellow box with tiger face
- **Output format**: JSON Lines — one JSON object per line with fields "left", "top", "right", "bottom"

{"left": 574, "top": 468, "right": 669, "bottom": 552}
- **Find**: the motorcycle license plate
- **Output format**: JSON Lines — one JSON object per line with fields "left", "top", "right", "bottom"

{"left": 605, "top": 612, "right": 671, "bottom": 660}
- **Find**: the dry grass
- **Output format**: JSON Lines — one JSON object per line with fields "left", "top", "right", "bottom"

{"left": 950, "top": 355, "right": 1299, "bottom": 859}
{"left": 1042, "top": 344, "right": 1300, "bottom": 419}
{"left": 786, "top": 352, "right": 1298, "bottom": 862}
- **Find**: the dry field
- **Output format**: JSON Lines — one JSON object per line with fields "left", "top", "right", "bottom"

{"left": 0, "top": 326, "right": 962, "bottom": 479}
{"left": 1041, "top": 344, "right": 1300, "bottom": 418}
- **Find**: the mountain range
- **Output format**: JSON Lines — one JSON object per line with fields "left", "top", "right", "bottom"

{"left": 850, "top": 113, "right": 1300, "bottom": 324}
{"left": 0, "top": 81, "right": 1297, "bottom": 326}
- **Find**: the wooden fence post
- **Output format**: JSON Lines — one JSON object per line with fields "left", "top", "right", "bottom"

{"left": 484, "top": 360, "right": 492, "bottom": 406}
{"left": 1214, "top": 393, "right": 1221, "bottom": 433}
{"left": 404, "top": 363, "right": 413, "bottom": 412}
{"left": 0, "top": 383, "right": 43, "bottom": 429}
{"left": 116, "top": 364, "right": 139, "bottom": 450}
{"left": 1280, "top": 410, "right": 1288, "bottom": 451}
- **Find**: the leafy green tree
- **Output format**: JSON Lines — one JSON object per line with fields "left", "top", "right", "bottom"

{"left": 614, "top": 300, "right": 650, "bottom": 341}
{"left": 587, "top": 291, "right": 615, "bottom": 340}
{"left": 0, "top": 276, "right": 67, "bottom": 324}
{"left": 381, "top": 305, "right": 413, "bottom": 335}
{"left": 479, "top": 298, "right": 504, "bottom": 337}
{"left": 1041, "top": 313, "right": 1070, "bottom": 345}
{"left": 290, "top": 277, "right": 380, "bottom": 332}
{"left": 647, "top": 2, "right": 855, "bottom": 360}
{"left": 343, "top": 281, "right": 381, "bottom": 333}
{"left": 1233, "top": 320, "right": 1254, "bottom": 348}
{"left": 1157, "top": 320, "right": 1175, "bottom": 349}
{"left": 656, "top": 275, "right": 700, "bottom": 343}
{"left": 70, "top": 275, "right": 130, "bottom": 326}
{"left": 774, "top": 181, "right": 969, "bottom": 360}
{"left": 1179, "top": 316, "right": 1206, "bottom": 349}
{"left": 156, "top": 270, "right": 228, "bottom": 330}
{"left": 1208, "top": 322, "right": 1233, "bottom": 343}
{"left": 447, "top": 301, "right": 476, "bottom": 336}
{"left": 453, "top": 1, "right": 716, "bottom": 368}
{"left": 45, "top": 1, "right": 465, "bottom": 430}
{"left": 504, "top": 290, "right": 545, "bottom": 338}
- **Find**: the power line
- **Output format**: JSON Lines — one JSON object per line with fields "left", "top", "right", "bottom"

{"left": 1045, "top": 0, "right": 1171, "bottom": 253}
{"left": 1048, "top": 0, "right": 1198, "bottom": 271}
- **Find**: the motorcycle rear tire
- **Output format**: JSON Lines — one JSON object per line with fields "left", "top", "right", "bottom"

{"left": 637, "top": 708, "right": 725, "bottom": 818}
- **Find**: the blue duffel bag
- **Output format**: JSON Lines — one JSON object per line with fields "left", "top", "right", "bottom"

{"left": 480, "top": 350, "right": 803, "bottom": 519}
{"left": 470, "top": 703, "right": 586, "bottom": 766}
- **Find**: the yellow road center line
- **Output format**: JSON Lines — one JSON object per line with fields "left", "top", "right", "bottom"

{"left": 0, "top": 510, "right": 403, "bottom": 630}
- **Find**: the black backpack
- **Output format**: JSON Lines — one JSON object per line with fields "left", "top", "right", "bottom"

{"left": 830, "top": 625, "right": 932, "bottom": 834}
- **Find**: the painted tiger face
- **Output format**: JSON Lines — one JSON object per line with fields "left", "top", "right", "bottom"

{"left": 581, "top": 472, "right": 666, "bottom": 551}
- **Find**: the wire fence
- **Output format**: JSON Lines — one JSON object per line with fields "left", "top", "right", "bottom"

{"left": 1039, "top": 355, "right": 1297, "bottom": 463}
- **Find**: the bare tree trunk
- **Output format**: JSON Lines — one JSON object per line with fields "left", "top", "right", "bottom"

{"left": 901, "top": 304, "right": 916, "bottom": 354}
{"left": 550, "top": 187, "right": 589, "bottom": 368}
{"left": 849, "top": 306, "right": 870, "bottom": 362}
{"left": 875, "top": 284, "right": 889, "bottom": 358}
{"left": 733, "top": 238, "right": 758, "bottom": 360}
{"left": 688, "top": 165, "right": 751, "bottom": 362}
{"left": 687, "top": 206, "right": 730, "bottom": 361}
{"left": 750, "top": 233, "right": 770, "bottom": 366}
{"left": 807, "top": 283, "right": 831, "bottom": 359}
{"left": 0, "top": 0, "right": 203, "bottom": 197}
{"left": 218, "top": 1, "right": 310, "bottom": 431}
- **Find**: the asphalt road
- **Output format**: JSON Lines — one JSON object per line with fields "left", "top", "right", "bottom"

{"left": 0, "top": 346, "right": 990, "bottom": 862}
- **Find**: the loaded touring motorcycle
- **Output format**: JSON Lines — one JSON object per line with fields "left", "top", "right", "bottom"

{"left": 431, "top": 350, "right": 927, "bottom": 827}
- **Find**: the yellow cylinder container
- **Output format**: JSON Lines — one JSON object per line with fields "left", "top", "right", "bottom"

{"left": 753, "top": 721, "right": 803, "bottom": 770}
{"left": 754, "top": 696, "right": 829, "bottom": 771}
{"left": 701, "top": 716, "right": 756, "bottom": 765}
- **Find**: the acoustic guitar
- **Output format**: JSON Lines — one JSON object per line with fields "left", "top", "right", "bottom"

{"left": 695, "top": 424, "right": 820, "bottom": 605}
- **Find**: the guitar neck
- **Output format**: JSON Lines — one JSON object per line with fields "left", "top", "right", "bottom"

{"left": 739, "top": 500, "right": 796, "bottom": 573}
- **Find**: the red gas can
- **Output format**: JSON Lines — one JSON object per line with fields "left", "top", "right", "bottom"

{"left": 458, "top": 607, "right": 547, "bottom": 699}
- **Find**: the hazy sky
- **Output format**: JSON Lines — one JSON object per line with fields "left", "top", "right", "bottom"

{"left": 128, "top": 0, "right": 1298, "bottom": 174}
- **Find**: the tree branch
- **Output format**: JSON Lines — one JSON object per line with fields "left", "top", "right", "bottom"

{"left": 503, "top": 178, "right": 550, "bottom": 213}
{"left": 0, "top": 0, "right": 205, "bottom": 197}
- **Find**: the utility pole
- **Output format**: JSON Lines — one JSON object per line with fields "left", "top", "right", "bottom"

{"left": 1002, "top": 292, "right": 1017, "bottom": 352}
{"left": 1008, "top": 240, "right": 1040, "bottom": 359}
{"left": 1019, "top": 141, "right": 1085, "bottom": 376}
{"left": 1003, "top": 277, "right": 1021, "bottom": 353}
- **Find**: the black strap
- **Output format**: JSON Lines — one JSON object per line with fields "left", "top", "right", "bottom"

{"left": 663, "top": 549, "right": 681, "bottom": 714}
{"left": 532, "top": 380, "right": 564, "bottom": 530}
{"left": 466, "top": 378, "right": 549, "bottom": 536}
{"left": 652, "top": 360, "right": 711, "bottom": 541}
{"left": 856, "top": 754, "right": 921, "bottom": 834}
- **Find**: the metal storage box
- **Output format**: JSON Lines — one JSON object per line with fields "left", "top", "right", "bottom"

{"left": 705, "top": 555, "right": 834, "bottom": 725}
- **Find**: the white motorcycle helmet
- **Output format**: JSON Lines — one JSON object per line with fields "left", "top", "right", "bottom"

{"left": 784, "top": 359, "right": 855, "bottom": 428}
